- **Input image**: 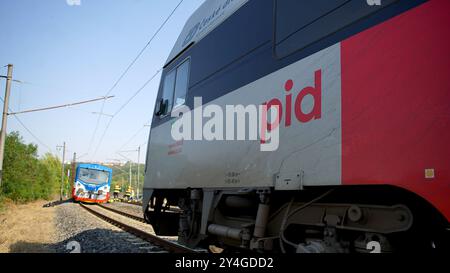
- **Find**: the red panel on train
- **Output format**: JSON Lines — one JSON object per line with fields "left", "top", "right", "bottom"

{"left": 341, "top": 0, "right": 450, "bottom": 220}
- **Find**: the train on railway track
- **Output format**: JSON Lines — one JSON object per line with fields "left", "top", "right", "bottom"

{"left": 142, "top": 0, "right": 450, "bottom": 253}
{"left": 72, "top": 163, "right": 113, "bottom": 204}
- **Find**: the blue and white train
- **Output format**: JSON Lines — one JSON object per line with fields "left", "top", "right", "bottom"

{"left": 72, "top": 163, "right": 112, "bottom": 204}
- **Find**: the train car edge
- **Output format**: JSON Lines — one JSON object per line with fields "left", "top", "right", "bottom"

{"left": 142, "top": 0, "right": 450, "bottom": 253}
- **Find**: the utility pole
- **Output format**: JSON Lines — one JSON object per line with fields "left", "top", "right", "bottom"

{"left": 66, "top": 168, "right": 70, "bottom": 198}
{"left": 137, "top": 146, "right": 140, "bottom": 200}
{"left": 57, "top": 142, "right": 66, "bottom": 201}
{"left": 129, "top": 160, "right": 132, "bottom": 189}
{"left": 116, "top": 151, "right": 137, "bottom": 198}
{"left": 70, "top": 152, "right": 76, "bottom": 196}
{"left": 0, "top": 64, "right": 13, "bottom": 188}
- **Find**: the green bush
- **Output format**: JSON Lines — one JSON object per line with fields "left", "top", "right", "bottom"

{"left": 1, "top": 131, "right": 63, "bottom": 203}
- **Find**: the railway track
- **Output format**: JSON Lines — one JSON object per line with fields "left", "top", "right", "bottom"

{"left": 114, "top": 200, "right": 182, "bottom": 213}
{"left": 114, "top": 200, "right": 142, "bottom": 206}
{"left": 79, "top": 203, "right": 198, "bottom": 253}
{"left": 98, "top": 203, "right": 145, "bottom": 223}
{"left": 127, "top": 201, "right": 142, "bottom": 206}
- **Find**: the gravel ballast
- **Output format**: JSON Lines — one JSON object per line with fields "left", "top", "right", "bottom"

{"left": 52, "top": 202, "right": 165, "bottom": 253}
{"left": 103, "top": 202, "right": 143, "bottom": 218}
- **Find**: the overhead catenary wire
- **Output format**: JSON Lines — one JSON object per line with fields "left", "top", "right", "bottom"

{"left": 87, "top": 0, "right": 184, "bottom": 156}
{"left": 106, "top": 0, "right": 183, "bottom": 100}
{"left": 113, "top": 68, "right": 162, "bottom": 117}
{"left": 0, "top": 96, "right": 53, "bottom": 154}
{"left": 114, "top": 119, "right": 151, "bottom": 162}
{"left": 0, "top": 75, "right": 26, "bottom": 84}
{"left": 140, "top": 141, "right": 148, "bottom": 147}
{"left": 17, "top": 81, "right": 23, "bottom": 112}
{"left": 91, "top": 69, "right": 161, "bottom": 159}
{"left": 12, "top": 115, "right": 54, "bottom": 154}
{"left": 109, "top": 164, "right": 131, "bottom": 177}
{"left": 0, "top": 72, "right": 115, "bottom": 160}
{"left": 110, "top": 126, "right": 150, "bottom": 164}
{"left": 0, "top": 80, "right": 104, "bottom": 156}
{"left": 8, "top": 95, "right": 114, "bottom": 115}
{"left": 116, "top": 121, "right": 151, "bottom": 153}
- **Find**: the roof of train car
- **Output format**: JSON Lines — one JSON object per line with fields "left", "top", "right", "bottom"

{"left": 77, "top": 163, "right": 113, "bottom": 172}
{"left": 165, "top": 0, "right": 249, "bottom": 66}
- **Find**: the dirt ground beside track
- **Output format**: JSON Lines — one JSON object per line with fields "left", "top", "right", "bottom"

{"left": 0, "top": 200, "right": 57, "bottom": 253}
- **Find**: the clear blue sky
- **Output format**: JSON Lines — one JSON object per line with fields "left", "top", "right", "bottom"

{"left": 0, "top": 0, "right": 205, "bottom": 163}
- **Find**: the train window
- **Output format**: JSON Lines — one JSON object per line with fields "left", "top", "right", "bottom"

{"left": 161, "top": 69, "right": 176, "bottom": 115}
{"left": 78, "top": 168, "right": 109, "bottom": 185}
{"left": 173, "top": 60, "right": 190, "bottom": 109}
{"left": 159, "top": 59, "right": 190, "bottom": 116}
{"left": 274, "top": 0, "right": 397, "bottom": 58}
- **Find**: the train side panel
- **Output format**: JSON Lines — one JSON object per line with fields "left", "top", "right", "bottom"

{"left": 341, "top": 0, "right": 450, "bottom": 220}
{"left": 145, "top": 43, "right": 342, "bottom": 189}
{"left": 142, "top": 0, "right": 450, "bottom": 251}
{"left": 144, "top": 0, "right": 449, "bottom": 222}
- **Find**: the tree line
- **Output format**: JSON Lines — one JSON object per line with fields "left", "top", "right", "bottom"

{"left": 0, "top": 131, "right": 145, "bottom": 206}
{"left": 0, "top": 131, "right": 67, "bottom": 204}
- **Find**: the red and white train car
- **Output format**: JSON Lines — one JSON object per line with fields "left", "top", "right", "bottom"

{"left": 143, "top": 0, "right": 450, "bottom": 252}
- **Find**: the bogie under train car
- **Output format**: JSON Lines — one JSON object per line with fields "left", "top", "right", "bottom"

{"left": 72, "top": 163, "right": 112, "bottom": 204}
{"left": 143, "top": 0, "right": 450, "bottom": 252}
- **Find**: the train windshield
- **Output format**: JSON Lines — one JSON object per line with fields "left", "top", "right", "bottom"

{"left": 78, "top": 168, "right": 109, "bottom": 185}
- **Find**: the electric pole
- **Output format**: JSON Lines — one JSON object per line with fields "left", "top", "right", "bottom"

{"left": 117, "top": 151, "right": 136, "bottom": 198}
{"left": 57, "top": 142, "right": 66, "bottom": 201}
{"left": 137, "top": 145, "right": 140, "bottom": 200}
{"left": 129, "top": 160, "right": 132, "bottom": 189}
{"left": 71, "top": 152, "right": 76, "bottom": 195}
{"left": 66, "top": 168, "right": 70, "bottom": 198}
{"left": 0, "top": 64, "right": 13, "bottom": 188}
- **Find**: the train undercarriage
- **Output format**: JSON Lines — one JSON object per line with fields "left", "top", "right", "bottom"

{"left": 144, "top": 186, "right": 449, "bottom": 253}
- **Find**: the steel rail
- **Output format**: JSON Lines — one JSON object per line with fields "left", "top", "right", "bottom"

{"left": 79, "top": 203, "right": 197, "bottom": 253}
{"left": 118, "top": 201, "right": 182, "bottom": 214}
{"left": 119, "top": 200, "right": 142, "bottom": 206}
{"left": 97, "top": 203, "right": 145, "bottom": 223}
